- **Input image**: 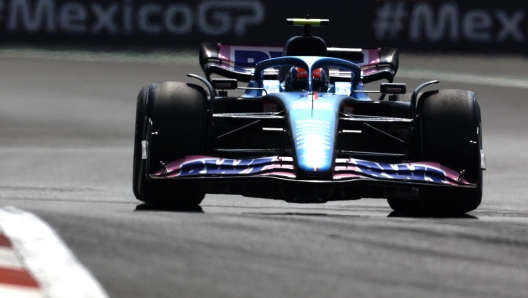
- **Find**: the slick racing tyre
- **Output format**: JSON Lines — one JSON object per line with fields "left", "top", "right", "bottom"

{"left": 387, "top": 187, "right": 422, "bottom": 215}
{"left": 132, "top": 86, "right": 149, "bottom": 202}
{"left": 133, "top": 82, "right": 208, "bottom": 207}
{"left": 387, "top": 197, "right": 422, "bottom": 215}
{"left": 418, "top": 90, "right": 483, "bottom": 215}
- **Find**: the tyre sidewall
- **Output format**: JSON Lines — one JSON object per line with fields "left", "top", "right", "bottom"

{"left": 418, "top": 89, "right": 483, "bottom": 214}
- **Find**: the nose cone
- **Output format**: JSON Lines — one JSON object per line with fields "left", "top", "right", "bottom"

{"left": 295, "top": 118, "right": 333, "bottom": 174}
{"left": 285, "top": 92, "right": 341, "bottom": 179}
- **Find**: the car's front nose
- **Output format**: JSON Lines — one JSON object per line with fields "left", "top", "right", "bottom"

{"left": 281, "top": 92, "right": 346, "bottom": 179}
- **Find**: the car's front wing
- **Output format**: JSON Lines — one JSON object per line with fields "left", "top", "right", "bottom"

{"left": 150, "top": 155, "right": 476, "bottom": 189}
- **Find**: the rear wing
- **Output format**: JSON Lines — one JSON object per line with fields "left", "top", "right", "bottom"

{"left": 199, "top": 42, "right": 399, "bottom": 84}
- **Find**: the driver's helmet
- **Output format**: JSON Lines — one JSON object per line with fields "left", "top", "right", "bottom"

{"left": 285, "top": 67, "right": 329, "bottom": 92}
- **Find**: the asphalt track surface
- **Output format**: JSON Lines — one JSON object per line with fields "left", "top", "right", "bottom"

{"left": 1, "top": 50, "right": 528, "bottom": 298}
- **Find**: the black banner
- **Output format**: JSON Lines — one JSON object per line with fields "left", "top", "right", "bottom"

{"left": 0, "top": 0, "right": 526, "bottom": 53}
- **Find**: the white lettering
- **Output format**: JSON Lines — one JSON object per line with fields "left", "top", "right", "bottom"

{"left": 164, "top": 4, "right": 193, "bottom": 34}
{"left": 123, "top": 0, "right": 133, "bottom": 35}
{"left": 138, "top": 4, "right": 162, "bottom": 34}
{"left": 59, "top": 2, "right": 87, "bottom": 34}
{"left": 495, "top": 10, "right": 525, "bottom": 42}
{"left": 409, "top": 3, "right": 459, "bottom": 42}
{"left": 91, "top": 3, "right": 119, "bottom": 34}
{"left": 462, "top": 10, "right": 492, "bottom": 42}
{"left": 233, "top": 2, "right": 264, "bottom": 36}
{"left": 197, "top": 1, "right": 264, "bottom": 36}
{"left": 4, "top": 0, "right": 266, "bottom": 37}
{"left": 8, "top": 0, "right": 56, "bottom": 33}
{"left": 374, "top": 3, "right": 527, "bottom": 44}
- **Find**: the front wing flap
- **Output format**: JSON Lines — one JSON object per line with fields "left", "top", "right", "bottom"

{"left": 151, "top": 155, "right": 474, "bottom": 189}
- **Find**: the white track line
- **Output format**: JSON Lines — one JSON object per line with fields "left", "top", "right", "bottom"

{"left": 0, "top": 230, "right": 43, "bottom": 297}
{"left": 0, "top": 48, "right": 197, "bottom": 65}
{"left": 0, "top": 285, "right": 44, "bottom": 298}
{"left": 398, "top": 69, "right": 528, "bottom": 89}
{"left": 0, "top": 207, "right": 109, "bottom": 298}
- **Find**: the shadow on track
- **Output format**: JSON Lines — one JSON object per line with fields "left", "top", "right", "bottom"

{"left": 135, "top": 204, "right": 204, "bottom": 213}
{"left": 388, "top": 211, "right": 478, "bottom": 219}
{"left": 243, "top": 212, "right": 362, "bottom": 218}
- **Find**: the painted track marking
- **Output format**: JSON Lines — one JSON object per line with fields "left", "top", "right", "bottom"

{"left": 0, "top": 207, "right": 109, "bottom": 298}
{"left": 0, "top": 230, "right": 43, "bottom": 297}
{"left": 398, "top": 69, "right": 528, "bottom": 89}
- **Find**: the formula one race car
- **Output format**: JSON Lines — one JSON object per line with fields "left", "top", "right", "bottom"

{"left": 133, "top": 18, "right": 485, "bottom": 215}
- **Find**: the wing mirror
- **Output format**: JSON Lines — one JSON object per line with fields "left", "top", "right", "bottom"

{"left": 380, "top": 83, "right": 406, "bottom": 101}
{"left": 211, "top": 78, "right": 238, "bottom": 97}
{"left": 380, "top": 83, "right": 406, "bottom": 94}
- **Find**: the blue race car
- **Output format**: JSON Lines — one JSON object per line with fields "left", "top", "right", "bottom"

{"left": 133, "top": 18, "right": 485, "bottom": 214}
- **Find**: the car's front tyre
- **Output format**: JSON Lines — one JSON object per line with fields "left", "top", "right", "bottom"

{"left": 133, "top": 82, "right": 208, "bottom": 207}
{"left": 418, "top": 89, "right": 483, "bottom": 215}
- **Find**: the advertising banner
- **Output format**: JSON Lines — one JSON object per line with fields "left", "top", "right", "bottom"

{"left": 0, "top": 0, "right": 526, "bottom": 53}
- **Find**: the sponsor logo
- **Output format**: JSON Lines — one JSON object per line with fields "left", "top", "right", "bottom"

{"left": 297, "top": 68, "right": 308, "bottom": 78}
{"left": 214, "top": 83, "right": 233, "bottom": 89}
{"left": 221, "top": 47, "right": 379, "bottom": 73}
{"left": 263, "top": 102, "right": 278, "bottom": 112}
{"left": 2, "top": 0, "right": 265, "bottom": 36}
{"left": 166, "top": 156, "right": 282, "bottom": 177}
{"left": 374, "top": 2, "right": 526, "bottom": 43}
{"left": 231, "top": 48, "right": 282, "bottom": 68}
{"left": 348, "top": 159, "right": 454, "bottom": 184}
{"left": 219, "top": 45, "right": 282, "bottom": 72}
{"left": 342, "top": 104, "right": 354, "bottom": 114}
